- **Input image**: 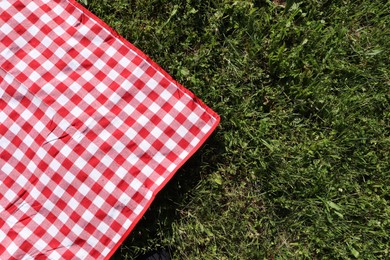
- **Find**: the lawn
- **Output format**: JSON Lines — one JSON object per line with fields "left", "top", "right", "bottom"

{"left": 80, "top": 0, "right": 389, "bottom": 259}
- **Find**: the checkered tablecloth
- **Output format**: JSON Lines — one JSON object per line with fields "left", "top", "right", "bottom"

{"left": 0, "top": 0, "right": 219, "bottom": 259}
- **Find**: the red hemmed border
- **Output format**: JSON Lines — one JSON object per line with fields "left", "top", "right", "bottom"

{"left": 67, "top": 1, "right": 220, "bottom": 259}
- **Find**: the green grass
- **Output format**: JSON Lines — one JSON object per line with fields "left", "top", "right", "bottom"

{"left": 80, "top": 0, "right": 389, "bottom": 259}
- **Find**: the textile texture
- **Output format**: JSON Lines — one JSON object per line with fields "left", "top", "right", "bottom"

{"left": 0, "top": 0, "right": 219, "bottom": 259}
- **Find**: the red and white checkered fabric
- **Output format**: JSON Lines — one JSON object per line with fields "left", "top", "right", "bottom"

{"left": 0, "top": 0, "right": 219, "bottom": 259}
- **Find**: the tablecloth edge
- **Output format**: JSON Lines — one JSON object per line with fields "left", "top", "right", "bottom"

{"left": 66, "top": 1, "right": 221, "bottom": 259}
{"left": 68, "top": 0, "right": 220, "bottom": 124}
{"left": 105, "top": 115, "right": 219, "bottom": 260}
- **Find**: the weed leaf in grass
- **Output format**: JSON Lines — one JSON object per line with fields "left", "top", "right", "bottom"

{"left": 327, "top": 201, "right": 342, "bottom": 212}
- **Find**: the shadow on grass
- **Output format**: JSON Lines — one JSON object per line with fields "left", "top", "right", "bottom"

{"left": 110, "top": 132, "right": 224, "bottom": 259}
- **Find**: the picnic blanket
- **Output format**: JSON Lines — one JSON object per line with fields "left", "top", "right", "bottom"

{"left": 0, "top": 0, "right": 219, "bottom": 259}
